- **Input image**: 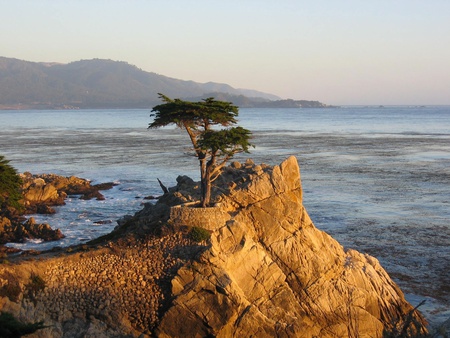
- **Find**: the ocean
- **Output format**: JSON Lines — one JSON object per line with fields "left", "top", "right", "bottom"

{"left": 1, "top": 106, "right": 449, "bottom": 323}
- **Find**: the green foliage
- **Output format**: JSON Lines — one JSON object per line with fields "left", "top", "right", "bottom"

{"left": 0, "top": 155, "right": 23, "bottom": 212}
{"left": 190, "top": 226, "right": 211, "bottom": 242}
{"left": 198, "top": 126, "right": 253, "bottom": 157}
{"left": 0, "top": 312, "right": 46, "bottom": 338}
{"left": 150, "top": 94, "right": 253, "bottom": 207}
{"left": 149, "top": 94, "right": 239, "bottom": 129}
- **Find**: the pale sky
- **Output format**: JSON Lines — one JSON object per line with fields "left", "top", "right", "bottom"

{"left": 1, "top": 0, "right": 449, "bottom": 105}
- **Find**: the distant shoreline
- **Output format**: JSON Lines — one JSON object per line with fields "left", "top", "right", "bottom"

{"left": 0, "top": 100, "right": 339, "bottom": 110}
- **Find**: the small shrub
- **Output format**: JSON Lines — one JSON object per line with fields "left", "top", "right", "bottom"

{"left": 190, "top": 226, "right": 211, "bottom": 243}
{"left": 25, "top": 273, "right": 46, "bottom": 304}
{"left": 29, "top": 274, "right": 46, "bottom": 292}
{"left": 0, "top": 273, "right": 21, "bottom": 302}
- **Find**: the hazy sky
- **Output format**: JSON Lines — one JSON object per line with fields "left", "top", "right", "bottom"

{"left": 1, "top": 1, "right": 449, "bottom": 105}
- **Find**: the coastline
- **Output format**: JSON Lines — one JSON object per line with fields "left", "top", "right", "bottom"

{"left": 0, "top": 157, "right": 433, "bottom": 336}
{"left": 1, "top": 107, "right": 448, "bottom": 333}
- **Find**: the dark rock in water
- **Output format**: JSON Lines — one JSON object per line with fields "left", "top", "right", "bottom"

{"left": 21, "top": 217, "right": 65, "bottom": 242}
{"left": 93, "top": 220, "right": 113, "bottom": 225}
{"left": 77, "top": 183, "right": 116, "bottom": 200}
{"left": 79, "top": 190, "right": 105, "bottom": 200}
{"left": 92, "top": 182, "right": 116, "bottom": 190}
{"left": 143, "top": 195, "right": 158, "bottom": 200}
{"left": 35, "top": 204, "right": 56, "bottom": 214}
{"left": 0, "top": 216, "right": 64, "bottom": 244}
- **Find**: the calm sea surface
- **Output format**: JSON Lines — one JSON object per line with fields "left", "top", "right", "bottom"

{"left": 1, "top": 106, "right": 449, "bottom": 322}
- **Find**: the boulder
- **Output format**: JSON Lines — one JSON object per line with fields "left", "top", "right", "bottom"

{"left": 21, "top": 217, "right": 65, "bottom": 242}
{"left": 22, "top": 181, "right": 64, "bottom": 205}
{"left": 0, "top": 215, "right": 64, "bottom": 244}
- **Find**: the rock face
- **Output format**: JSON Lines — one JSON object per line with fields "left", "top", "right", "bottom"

{"left": 0, "top": 157, "right": 427, "bottom": 337}
{"left": 157, "top": 156, "right": 427, "bottom": 337}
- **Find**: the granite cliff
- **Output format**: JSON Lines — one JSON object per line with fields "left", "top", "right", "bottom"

{"left": 0, "top": 157, "right": 426, "bottom": 337}
{"left": 157, "top": 156, "right": 427, "bottom": 337}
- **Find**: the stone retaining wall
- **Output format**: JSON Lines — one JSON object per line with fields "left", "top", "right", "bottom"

{"left": 169, "top": 203, "right": 231, "bottom": 231}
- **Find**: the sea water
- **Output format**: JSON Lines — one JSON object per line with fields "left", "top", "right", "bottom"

{"left": 1, "top": 106, "right": 449, "bottom": 323}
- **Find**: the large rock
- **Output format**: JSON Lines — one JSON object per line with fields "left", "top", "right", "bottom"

{"left": 156, "top": 156, "right": 427, "bottom": 337}
{"left": 0, "top": 216, "right": 64, "bottom": 244}
{"left": 20, "top": 173, "right": 116, "bottom": 214}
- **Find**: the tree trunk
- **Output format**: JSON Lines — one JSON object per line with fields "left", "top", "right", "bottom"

{"left": 201, "top": 155, "right": 216, "bottom": 208}
{"left": 202, "top": 163, "right": 212, "bottom": 208}
{"left": 198, "top": 152, "right": 207, "bottom": 206}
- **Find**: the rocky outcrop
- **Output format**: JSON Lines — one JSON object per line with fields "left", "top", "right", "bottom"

{"left": 0, "top": 157, "right": 427, "bottom": 337}
{"left": 0, "top": 216, "right": 64, "bottom": 245}
{"left": 156, "top": 156, "right": 427, "bottom": 337}
{"left": 20, "top": 173, "right": 116, "bottom": 214}
{"left": 0, "top": 174, "right": 116, "bottom": 245}
{"left": 0, "top": 215, "right": 64, "bottom": 246}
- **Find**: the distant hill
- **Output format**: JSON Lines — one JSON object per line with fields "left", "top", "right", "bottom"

{"left": 0, "top": 57, "right": 332, "bottom": 109}
{"left": 183, "top": 93, "right": 332, "bottom": 109}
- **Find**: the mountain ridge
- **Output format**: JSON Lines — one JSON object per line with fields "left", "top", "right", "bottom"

{"left": 0, "top": 57, "right": 333, "bottom": 109}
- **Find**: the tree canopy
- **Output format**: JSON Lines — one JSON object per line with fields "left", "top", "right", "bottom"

{"left": 0, "top": 155, "right": 23, "bottom": 212}
{"left": 150, "top": 95, "right": 239, "bottom": 128}
{"left": 149, "top": 94, "right": 252, "bottom": 207}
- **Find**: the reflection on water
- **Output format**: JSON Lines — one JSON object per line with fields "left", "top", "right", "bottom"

{"left": 1, "top": 107, "right": 449, "bottom": 319}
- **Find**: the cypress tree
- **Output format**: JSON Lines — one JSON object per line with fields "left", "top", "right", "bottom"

{"left": 0, "top": 155, "right": 23, "bottom": 212}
